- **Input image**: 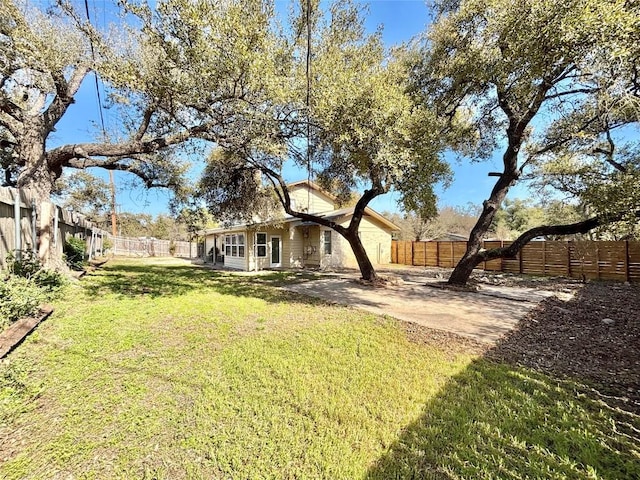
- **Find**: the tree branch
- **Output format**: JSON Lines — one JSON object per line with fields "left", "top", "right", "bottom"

{"left": 479, "top": 211, "right": 639, "bottom": 263}
{"left": 47, "top": 122, "right": 214, "bottom": 169}
{"left": 259, "top": 163, "right": 350, "bottom": 236}
{"left": 44, "top": 66, "right": 90, "bottom": 131}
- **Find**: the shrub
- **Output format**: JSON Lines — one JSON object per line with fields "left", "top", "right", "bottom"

{"left": 102, "top": 237, "right": 113, "bottom": 252}
{"left": 64, "top": 236, "right": 86, "bottom": 270}
{"left": 31, "top": 268, "right": 67, "bottom": 292}
{"left": 6, "top": 250, "right": 41, "bottom": 279}
{"left": 0, "top": 276, "right": 44, "bottom": 327}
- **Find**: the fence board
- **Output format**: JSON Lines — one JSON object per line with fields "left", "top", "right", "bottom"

{"left": 391, "top": 239, "right": 640, "bottom": 282}
{"left": 1, "top": 186, "right": 194, "bottom": 269}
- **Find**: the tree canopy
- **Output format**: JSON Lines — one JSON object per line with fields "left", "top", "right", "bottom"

{"left": 413, "top": 0, "right": 640, "bottom": 284}
{"left": 198, "top": 0, "right": 457, "bottom": 281}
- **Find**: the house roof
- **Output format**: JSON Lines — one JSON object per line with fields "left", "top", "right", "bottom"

{"left": 202, "top": 206, "right": 400, "bottom": 235}
{"left": 286, "top": 179, "right": 338, "bottom": 201}
{"left": 200, "top": 180, "right": 400, "bottom": 234}
{"left": 313, "top": 206, "right": 401, "bottom": 232}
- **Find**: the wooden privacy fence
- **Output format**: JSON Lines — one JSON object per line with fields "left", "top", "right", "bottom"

{"left": 0, "top": 186, "right": 108, "bottom": 269}
{"left": 1, "top": 186, "right": 197, "bottom": 269}
{"left": 391, "top": 240, "right": 640, "bottom": 282}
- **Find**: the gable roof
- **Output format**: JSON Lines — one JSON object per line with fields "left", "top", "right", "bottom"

{"left": 200, "top": 180, "right": 400, "bottom": 234}
{"left": 286, "top": 179, "right": 338, "bottom": 201}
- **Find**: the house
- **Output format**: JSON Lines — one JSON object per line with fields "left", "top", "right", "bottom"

{"left": 428, "top": 233, "right": 469, "bottom": 242}
{"left": 201, "top": 180, "right": 400, "bottom": 271}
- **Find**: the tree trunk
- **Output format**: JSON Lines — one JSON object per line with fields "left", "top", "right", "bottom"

{"left": 447, "top": 248, "right": 484, "bottom": 285}
{"left": 448, "top": 174, "right": 515, "bottom": 286}
{"left": 343, "top": 229, "right": 378, "bottom": 282}
{"left": 16, "top": 124, "right": 58, "bottom": 267}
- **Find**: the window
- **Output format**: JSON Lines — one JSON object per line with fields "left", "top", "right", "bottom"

{"left": 224, "top": 233, "right": 245, "bottom": 258}
{"left": 256, "top": 233, "right": 267, "bottom": 257}
{"left": 238, "top": 234, "right": 245, "bottom": 257}
{"left": 323, "top": 230, "right": 332, "bottom": 255}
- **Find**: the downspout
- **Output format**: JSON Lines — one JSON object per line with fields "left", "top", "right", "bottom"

{"left": 13, "top": 187, "right": 21, "bottom": 260}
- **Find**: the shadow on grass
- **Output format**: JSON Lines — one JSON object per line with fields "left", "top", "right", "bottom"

{"left": 366, "top": 359, "right": 640, "bottom": 479}
{"left": 82, "top": 262, "right": 325, "bottom": 306}
{"left": 367, "top": 282, "right": 640, "bottom": 479}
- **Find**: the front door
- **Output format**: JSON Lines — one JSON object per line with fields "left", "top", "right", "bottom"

{"left": 270, "top": 235, "right": 282, "bottom": 267}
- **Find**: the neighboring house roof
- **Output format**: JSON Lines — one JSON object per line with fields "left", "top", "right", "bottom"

{"left": 428, "top": 233, "right": 469, "bottom": 242}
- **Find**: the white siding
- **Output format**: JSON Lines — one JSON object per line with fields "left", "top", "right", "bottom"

{"left": 321, "top": 216, "right": 393, "bottom": 269}
{"left": 358, "top": 216, "right": 393, "bottom": 265}
{"left": 289, "top": 185, "right": 335, "bottom": 213}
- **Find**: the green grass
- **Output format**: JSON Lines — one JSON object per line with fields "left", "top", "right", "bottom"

{"left": 0, "top": 258, "right": 638, "bottom": 479}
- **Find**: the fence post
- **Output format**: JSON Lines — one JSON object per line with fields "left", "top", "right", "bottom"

{"left": 542, "top": 241, "right": 546, "bottom": 275}
{"left": 31, "top": 199, "right": 39, "bottom": 253}
{"left": 13, "top": 187, "right": 22, "bottom": 259}
{"left": 624, "top": 240, "right": 630, "bottom": 282}
{"left": 450, "top": 242, "right": 454, "bottom": 268}
{"left": 423, "top": 241, "right": 427, "bottom": 267}
{"left": 518, "top": 247, "right": 523, "bottom": 274}
{"left": 567, "top": 241, "right": 572, "bottom": 278}
{"left": 436, "top": 241, "right": 440, "bottom": 267}
{"left": 483, "top": 241, "right": 487, "bottom": 271}
{"left": 596, "top": 243, "right": 600, "bottom": 280}
{"left": 410, "top": 240, "right": 416, "bottom": 266}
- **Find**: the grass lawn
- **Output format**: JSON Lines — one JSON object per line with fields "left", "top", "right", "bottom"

{"left": 0, "top": 258, "right": 638, "bottom": 479}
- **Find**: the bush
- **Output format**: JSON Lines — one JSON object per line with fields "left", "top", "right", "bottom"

{"left": 102, "top": 237, "right": 113, "bottom": 252}
{"left": 6, "top": 250, "right": 41, "bottom": 279}
{"left": 64, "top": 236, "right": 86, "bottom": 270}
{"left": 31, "top": 268, "right": 67, "bottom": 292}
{"left": 5, "top": 250, "right": 67, "bottom": 292}
{"left": 1, "top": 251, "right": 68, "bottom": 329}
{"left": 0, "top": 276, "right": 45, "bottom": 327}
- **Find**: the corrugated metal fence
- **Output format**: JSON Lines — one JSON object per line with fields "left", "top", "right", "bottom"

{"left": 391, "top": 240, "right": 640, "bottom": 282}
{"left": 1, "top": 186, "right": 195, "bottom": 269}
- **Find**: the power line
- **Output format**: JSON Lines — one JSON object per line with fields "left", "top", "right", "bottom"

{"left": 83, "top": 0, "right": 107, "bottom": 135}
{"left": 306, "top": 0, "right": 312, "bottom": 208}
{"left": 83, "top": 0, "right": 116, "bottom": 236}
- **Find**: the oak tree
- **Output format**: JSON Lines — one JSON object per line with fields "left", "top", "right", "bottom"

{"left": 414, "top": 0, "right": 640, "bottom": 284}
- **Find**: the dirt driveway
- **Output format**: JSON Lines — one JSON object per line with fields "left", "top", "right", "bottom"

{"left": 283, "top": 274, "right": 573, "bottom": 344}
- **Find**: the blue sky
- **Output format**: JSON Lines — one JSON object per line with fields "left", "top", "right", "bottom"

{"left": 50, "top": 0, "right": 520, "bottom": 216}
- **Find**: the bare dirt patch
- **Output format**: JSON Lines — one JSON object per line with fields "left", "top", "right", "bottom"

{"left": 376, "top": 266, "right": 639, "bottom": 412}
{"left": 487, "top": 281, "right": 640, "bottom": 413}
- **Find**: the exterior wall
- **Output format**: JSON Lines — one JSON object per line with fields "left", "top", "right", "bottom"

{"left": 323, "top": 228, "right": 356, "bottom": 269}
{"left": 358, "top": 216, "right": 393, "bottom": 265}
{"left": 288, "top": 225, "right": 304, "bottom": 268}
{"left": 321, "top": 216, "right": 393, "bottom": 269}
{"left": 203, "top": 234, "right": 221, "bottom": 261}
{"left": 247, "top": 226, "right": 292, "bottom": 270}
{"left": 289, "top": 184, "right": 335, "bottom": 214}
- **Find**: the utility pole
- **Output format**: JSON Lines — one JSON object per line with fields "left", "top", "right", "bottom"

{"left": 109, "top": 170, "right": 117, "bottom": 237}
